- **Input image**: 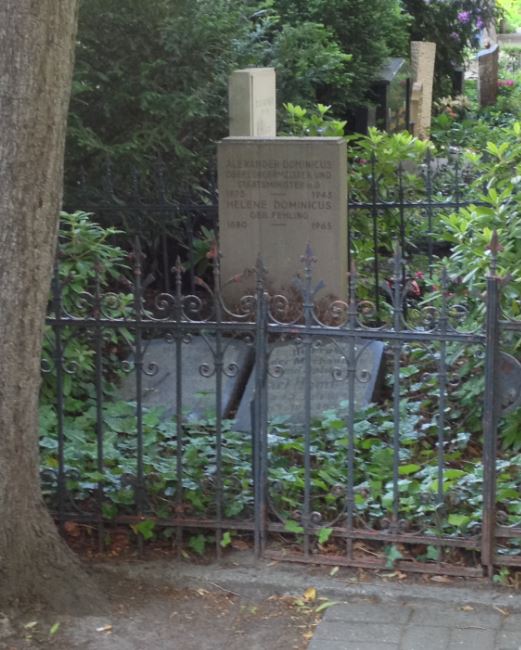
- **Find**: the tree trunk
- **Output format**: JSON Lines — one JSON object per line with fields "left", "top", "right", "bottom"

{"left": 0, "top": 0, "right": 103, "bottom": 612}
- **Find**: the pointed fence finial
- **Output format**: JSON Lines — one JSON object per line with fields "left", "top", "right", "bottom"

{"left": 301, "top": 242, "right": 316, "bottom": 269}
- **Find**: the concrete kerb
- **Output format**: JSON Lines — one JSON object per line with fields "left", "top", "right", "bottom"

{"left": 92, "top": 552, "right": 521, "bottom": 613}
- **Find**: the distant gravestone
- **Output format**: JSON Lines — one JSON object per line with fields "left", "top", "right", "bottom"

{"left": 235, "top": 340, "right": 385, "bottom": 430}
{"left": 120, "top": 336, "right": 253, "bottom": 420}
{"left": 229, "top": 68, "right": 277, "bottom": 137}
{"left": 218, "top": 137, "right": 348, "bottom": 302}
{"left": 478, "top": 43, "right": 499, "bottom": 107}
{"left": 410, "top": 41, "right": 436, "bottom": 138}
{"left": 410, "top": 81, "right": 423, "bottom": 135}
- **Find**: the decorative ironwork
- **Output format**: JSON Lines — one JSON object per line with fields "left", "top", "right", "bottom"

{"left": 46, "top": 167, "right": 520, "bottom": 577}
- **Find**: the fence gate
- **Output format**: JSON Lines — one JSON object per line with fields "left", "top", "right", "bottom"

{"left": 42, "top": 235, "right": 521, "bottom": 578}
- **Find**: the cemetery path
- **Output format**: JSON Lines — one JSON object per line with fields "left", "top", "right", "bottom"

{"left": 2, "top": 553, "right": 521, "bottom": 649}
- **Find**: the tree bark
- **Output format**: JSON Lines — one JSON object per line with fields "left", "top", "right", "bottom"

{"left": 0, "top": 0, "right": 104, "bottom": 612}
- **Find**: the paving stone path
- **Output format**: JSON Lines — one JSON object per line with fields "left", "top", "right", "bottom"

{"left": 309, "top": 599, "right": 521, "bottom": 650}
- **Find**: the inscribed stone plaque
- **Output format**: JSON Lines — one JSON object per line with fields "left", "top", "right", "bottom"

{"left": 218, "top": 137, "right": 348, "bottom": 302}
{"left": 235, "top": 340, "right": 384, "bottom": 431}
{"left": 478, "top": 44, "right": 499, "bottom": 107}
{"left": 120, "top": 336, "right": 253, "bottom": 420}
{"left": 229, "top": 68, "right": 276, "bottom": 137}
{"left": 410, "top": 42, "right": 436, "bottom": 138}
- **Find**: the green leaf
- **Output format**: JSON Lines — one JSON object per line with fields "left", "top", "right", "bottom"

{"left": 284, "top": 520, "right": 304, "bottom": 534}
{"left": 49, "top": 622, "right": 61, "bottom": 637}
{"left": 317, "top": 528, "right": 333, "bottom": 545}
{"left": 384, "top": 544, "right": 403, "bottom": 569}
{"left": 131, "top": 519, "right": 155, "bottom": 540}
{"left": 398, "top": 464, "right": 421, "bottom": 476}
{"left": 220, "top": 531, "right": 232, "bottom": 548}
{"left": 315, "top": 600, "right": 341, "bottom": 613}
{"left": 447, "top": 514, "right": 470, "bottom": 529}
{"left": 188, "top": 534, "right": 207, "bottom": 555}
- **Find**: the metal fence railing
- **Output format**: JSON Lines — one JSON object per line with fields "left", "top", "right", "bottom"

{"left": 41, "top": 235, "right": 519, "bottom": 577}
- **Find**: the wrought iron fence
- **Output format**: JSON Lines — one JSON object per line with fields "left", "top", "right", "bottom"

{"left": 66, "top": 148, "right": 486, "bottom": 303}
{"left": 41, "top": 236, "right": 521, "bottom": 577}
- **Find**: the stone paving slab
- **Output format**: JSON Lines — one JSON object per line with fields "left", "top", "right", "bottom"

{"left": 309, "top": 601, "right": 521, "bottom": 650}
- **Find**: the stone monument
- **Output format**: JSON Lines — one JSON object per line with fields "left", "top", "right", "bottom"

{"left": 478, "top": 44, "right": 499, "bottom": 108}
{"left": 228, "top": 68, "right": 277, "bottom": 137}
{"left": 217, "top": 137, "right": 348, "bottom": 302}
{"left": 410, "top": 41, "right": 436, "bottom": 138}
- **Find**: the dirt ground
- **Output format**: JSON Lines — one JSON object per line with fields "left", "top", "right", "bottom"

{"left": 0, "top": 572, "right": 316, "bottom": 650}
{"left": 2, "top": 551, "right": 521, "bottom": 650}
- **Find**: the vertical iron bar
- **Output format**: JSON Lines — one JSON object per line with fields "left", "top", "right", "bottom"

{"left": 253, "top": 258, "right": 268, "bottom": 557}
{"left": 214, "top": 255, "right": 224, "bottom": 556}
{"left": 302, "top": 249, "right": 314, "bottom": 557}
{"left": 133, "top": 238, "right": 145, "bottom": 554}
{"left": 174, "top": 258, "right": 184, "bottom": 553}
{"left": 398, "top": 163, "right": 406, "bottom": 271}
{"left": 187, "top": 216, "right": 195, "bottom": 295}
{"left": 162, "top": 234, "right": 170, "bottom": 294}
{"left": 93, "top": 263, "right": 105, "bottom": 551}
{"left": 346, "top": 264, "right": 357, "bottom": 560}
{"left": 391, "top": 249, "right": 402, "bottom": 531}
{"left": 482, "top": 247, "right": 501, "bottom": 577}
{"left": 370, "top": 153, "right": 380, "bottom": 313}
{"left": 424, "top": 149, "right": 434, "bottom": 277}
{"left": 51, "top": 266, "right": 65, "bottom": 533}
{"left": 436, "top": 268, "right": 449, "bottom": 561}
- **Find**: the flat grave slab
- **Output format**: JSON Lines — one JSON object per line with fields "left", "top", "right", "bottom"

{"left": 235, "top": 339, "right": 385, "bottom": 431}
{"left": 119, "top": 335, "right": 254, "bottom": 421}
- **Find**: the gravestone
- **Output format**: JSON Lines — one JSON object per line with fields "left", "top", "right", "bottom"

{"left": 478, "top": 44, "right": 499, "bottom": 107}
{"left": 229, "top": 68, "right": 276, "bottom": 137}
{"left": 410, "top": 42, "right": 436, "bottom": 138}
{"left": 235, "top": 339, "right": 385, "bottom": 430}
{"left": 119, "top": 336, "right": 253, "bottom": 420}
{"left": 218, "top": 137, "right": 348, "bottom": 302}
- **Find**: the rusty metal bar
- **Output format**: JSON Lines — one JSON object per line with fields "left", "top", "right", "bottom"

{"left": 481, "top": 248, "right": 501, "bottom": 577}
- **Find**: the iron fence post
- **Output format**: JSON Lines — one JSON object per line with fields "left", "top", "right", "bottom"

{"left": 482, "top": 241, "right": 501, "bottom": 577}
{"left": 253, "top": 259, "right": 268, "bottom": 558}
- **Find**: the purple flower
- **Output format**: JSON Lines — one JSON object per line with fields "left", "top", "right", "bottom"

{"left": 476, "top": 17, "right": 485, "bottom": 30}
{"left": 457, "top": 11, "right": 471, "bottom": 23}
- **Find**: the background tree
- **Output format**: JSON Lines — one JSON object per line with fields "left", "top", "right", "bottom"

{"left": 0, "top": 0, "right": 101, "bottom": 611}
{"left": 402, "top": 0, "right": 498, "bottom": 96}
{"left": 66, "top": 0, "right": 252, "bottom": 203}
{"left": 65, "top": 0, "right": 410, "bottom": 207}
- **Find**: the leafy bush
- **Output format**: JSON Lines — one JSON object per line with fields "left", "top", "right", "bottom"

{"left": 41, "top": 211, "right": 132, "bottom": 407}
{"left": 267, "top": 0, "right": 410, "bottom": 111}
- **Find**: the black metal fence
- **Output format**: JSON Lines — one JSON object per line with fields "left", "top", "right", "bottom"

{"left": 67, "top": 148, "right": 486, "bottom": 302}
{"left": 41, "top": 233, "right": 521, "bottom": 577}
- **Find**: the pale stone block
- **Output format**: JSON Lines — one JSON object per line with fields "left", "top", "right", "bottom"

{"left": 478, "top": 44, "right": 499, "bottom": 107}
{"left": 410, "top": 81, "right": 423, "bottom": 136}
{"left": 410, "top": 42, "right": 436, "bottom": 138}
{"left": 229, "top": 68, "right": 276, "bottom": 137}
